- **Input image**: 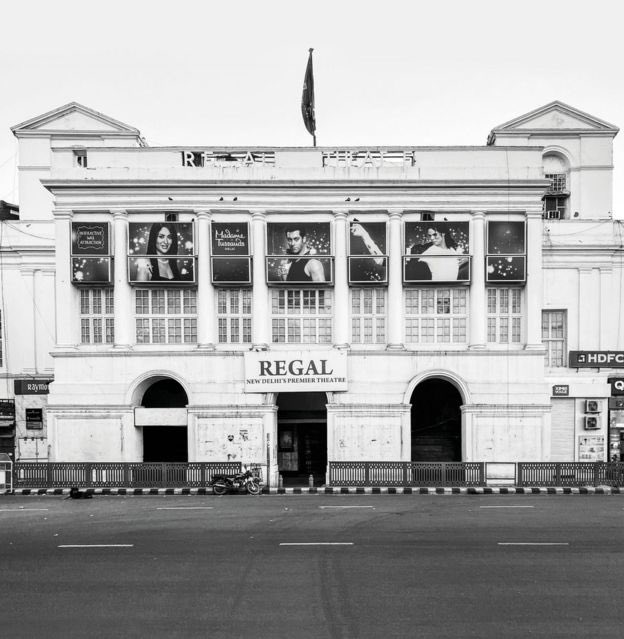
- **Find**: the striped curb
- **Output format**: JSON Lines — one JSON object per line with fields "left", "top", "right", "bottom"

{"left": 2, "top": 486, "right": 623, "bottom": 496}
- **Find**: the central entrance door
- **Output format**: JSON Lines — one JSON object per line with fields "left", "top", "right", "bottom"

{"left": 410, "top": 378, "right": 462, "bottom": 461}
{"left": 277, "top": 392, "right": 327, "bottom": 487}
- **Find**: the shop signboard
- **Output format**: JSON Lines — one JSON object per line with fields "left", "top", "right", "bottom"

{"left": 552, "top": 384, "right": 569, "bottom": 397}
{"left": 14, "top": 379, "right": 51, "bottom": 395}
{"left": 608, "top": 378, "right": 624, "bottom": 395}
{"left": 266, "top": 222, "right": 332, "bottom": 284}
{"left": 570, "top": 352, "right": 624, "bottom": 368}
{"left": 244, "top": 350, "right": 347, "bottom": 392}
{"left": 211, "top": 222, "right": 251, "bottom": 284}
{"left": 128, "top": 221, "right": 195, "bottom": 284}
{"left": 348, "top": 220, "right": 388, "bottom": 284}
{"left": 404, "top": 221, "right": 470, "bottom": 283}
{"left": 71, "top": 222, "right": 112, "bottom": 285}
{"left": 486, "top": 220, "right": 526, "bottom": 283}
{"left": 25, "top": 408, "right": 43, "bottom": 430}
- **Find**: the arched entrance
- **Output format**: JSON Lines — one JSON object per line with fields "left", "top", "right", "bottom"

{"left": 410, "top": 378, "right": 462, "bottom": 461}
{"left": 277, "top": 392, "right": 327, "bottom": 487}
{"left": 141, "top": 379, "right": 188, "bottom": 462}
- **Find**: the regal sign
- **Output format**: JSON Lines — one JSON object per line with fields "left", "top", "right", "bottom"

{"left": 244, "top": 351, "right": 347, "bottom": 393}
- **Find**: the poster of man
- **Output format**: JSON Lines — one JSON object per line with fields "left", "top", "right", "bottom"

{"left": 266, "top": 222, "right": 332, "bottom": 284}
{"left": 404, "top": 221, "right": 470, "bottom": 282}
{"left": 71, "top": 222, "right": 112, "bottom": 284}
{"left": 128, "top": 221, "right": 195, "bottom": 283}
{"left": 348, "top": 220, "right": 387, "bottom": 283}
{"left": 486, "top": 220, "right": 526, "bottom": 282}
{"left": 211, "top": 222, "right": 251, "bottom": 284}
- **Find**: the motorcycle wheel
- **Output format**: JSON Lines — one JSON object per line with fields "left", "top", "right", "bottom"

{"left": 246, "top": 481, "right": 261, "bottom": 495}
{"left": 212, "top": 480, "right": 228, "bottom": 496}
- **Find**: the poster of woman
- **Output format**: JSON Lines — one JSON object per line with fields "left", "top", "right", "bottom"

{"left": 486, "top": 221, "right": 526, "bottom": 282}
{"left": 266, "top": 222, "right": 332, "bottom": 283}
{"left": 404, "top": 221, "right": 470, "bottom": 282}
{"left": 128, "top": 222, "right": 195, "bottom": 283}
{"left": 348, "top": 220, "right": 387, "bottom": 283}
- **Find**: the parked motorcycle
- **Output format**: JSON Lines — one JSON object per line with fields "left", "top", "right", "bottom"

{"left": 211, "top": 468, "right": 261, "bottom": 495}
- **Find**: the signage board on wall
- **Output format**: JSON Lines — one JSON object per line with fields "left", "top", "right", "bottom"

{"left": 25, "top": 408, "right": 43, "bottom": 430}
{"left": 244, "top": 350, "right": 347, "bottom": 393}
{"left": 569, "top": 352, "right": 624, "bottom": 368}
{"left": 608, "top": 378, "right": 624, "bottom": 395}
{"left": 578, "top": 435, "right": 605, "bottom": 462}
{"left": 71, "top": 222, "right": 112, "bottom": 285}
{"left": 552, "top": 384, "right": 569, "bottom": 397}
{"left": 14, "top": 380, "right": 51, "bottom": 395}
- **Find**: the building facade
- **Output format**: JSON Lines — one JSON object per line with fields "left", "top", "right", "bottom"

{"left": 1, "top": 101, "right": 623, "bottom": 485}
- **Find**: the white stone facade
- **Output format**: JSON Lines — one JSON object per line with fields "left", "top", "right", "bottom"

{"left": 1, "top": 101, "right": 622, "bottom": 484}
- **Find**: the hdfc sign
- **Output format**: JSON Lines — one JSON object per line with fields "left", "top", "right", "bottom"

{"left": 569, "top": 351, "right": 624, "bottom": 368}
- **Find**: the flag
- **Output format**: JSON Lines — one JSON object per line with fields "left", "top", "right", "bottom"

{"left": 301, "top": 48, "right": 316, "bottom": 140}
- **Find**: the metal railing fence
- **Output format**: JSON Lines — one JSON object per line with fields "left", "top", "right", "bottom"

{"left": 328, "top": 462, "right": 486, "bottom": 487}
{"left": 13, "top": 462, "right": 242, "bottom": 489}
{"left": 517, "top": 462, "right": 624, "bottom": 487}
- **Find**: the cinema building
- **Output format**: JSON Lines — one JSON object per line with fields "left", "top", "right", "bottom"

{"left": 2, "top": 100, "right": 623, "bottom": 485}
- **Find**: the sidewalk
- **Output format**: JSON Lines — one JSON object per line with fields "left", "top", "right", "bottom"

{"left": 4, "top": 485, "right": 624, "bottom": 496}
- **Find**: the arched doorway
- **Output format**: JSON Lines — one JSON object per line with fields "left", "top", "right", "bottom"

{"left": 276, "top": 392, "right": 327, "bottom": 487}
{"left": 141, "top": 379, "right": 188, "bottom": 462}
{"left": 410, "top": 378, "right": 462, "bottom": 461}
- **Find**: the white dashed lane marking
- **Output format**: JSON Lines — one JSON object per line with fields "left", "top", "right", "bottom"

{"left": 58, "top": 544, "right": 134, "bottom": 548}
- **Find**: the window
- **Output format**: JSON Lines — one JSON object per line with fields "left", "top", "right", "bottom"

{"left": 135, "top": 289, "right": 197, "bottom": 344}
{"left": 217, "top": 289, "right": 252, "bottom": 343}
{"left": 80, "top": 289, "right": 114, "bottom": 344}
{"left": 405, "top": 288, "right": 467, "bottom": 343}
{"left": 73, "top": 149, "right": 87, "bottom": 168}
{"left": 542, "top": 310, "right": 567, "bottom": 367}
{"left": 487, "top": 288, "right": 522, "bottom": 344}
{"left": 542, "top": 153, "right": 569, "bottom": 219}
{"left": 271, "top": 289, "right": 333, "bottom": 343}
{"left": 351, "top": 288, "right": 386, "bottom": 344}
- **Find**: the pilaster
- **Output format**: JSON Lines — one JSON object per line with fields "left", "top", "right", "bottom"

{"left": 196, "top": 210, "right": 216, "bottom": 349}
{"left": 112, "top": 209, "right": 132, "bottom": 349}
{"left": 469, "top": 211, "right": 486, "bottom": 349}
{"left": 251, "top": 210, "right": 269, "bottom": 350}
{"left": 386, "top": 209, "right": 405, "bottom": 350}
{"left": 525, "top": 209, "right": 545, "bottom": 350}
{"left": 53, "top": 209, "right": 76, "bottom": 348}
{"left": 333, "top": 209, "right": 350, "bottom": 349}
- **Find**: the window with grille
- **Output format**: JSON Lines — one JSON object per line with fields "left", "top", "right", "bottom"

{"left": 135, "top": 289, "right": 197, "bottom": 344}
{"left": 351, "top": 288, "right": 386, "bottom": 344}
{"left": 405, "top": 288, "right": 467, "bottom": 343}
{"left": 542, "top": 310, "right": 567, "bottom": 367}
{"left": 80, "top": 289, "right": 114, "bottom": 344}
{"left": 271, "top": 289, "right": 333, "bottom": 344}
{"left": 487, "top": 288, "right": 522, "bottom": 344}
{"left": 545, "top": 173, "right": 567, "bottom": 193}
{"left": 217, "top": 289, "right": 252, "bottom": 343}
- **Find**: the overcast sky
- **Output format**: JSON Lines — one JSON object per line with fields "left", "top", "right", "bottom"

{"left": 1, "top": 0, "right": 622, "bottom": 214}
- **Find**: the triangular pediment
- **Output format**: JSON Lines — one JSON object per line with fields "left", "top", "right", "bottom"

{"left": 11, "top": 102, "right": 140, "bottom": 136}
{"left": 490, "top": 101, "right": 619, "bottom": 137}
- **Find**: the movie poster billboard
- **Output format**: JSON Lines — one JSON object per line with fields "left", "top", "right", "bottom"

{"left": 348, "top": 220, "right": 387, "bottom": 284}
{"left": 266, "top": 222, "right": 332, "bottom": 284}
{"left": 71, "top": 222, "right": 112, "bottom": 285}
{"left": 403, "top": 221, "right": 470, "bottom": 282}
{"left": 486, "top": 221, "right": 526, "bottom": 282}
{"left": 128, "top": 222, "right": 195, "bottom": 284}
{"left": 211, "top": 222, "right": 251, "bottom": 284}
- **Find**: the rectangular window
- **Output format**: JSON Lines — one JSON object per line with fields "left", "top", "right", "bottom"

{"left": 351, "top": 288, "right": 386, "bottom": 344}
{"left": 487, "top": 288, "right": 522, "bottom": 343}
{"left": 135, "top": 289, "right": 197, "bottom": 344}
{"left": 404, "top": 288, "right": 467, "bottom": 343}
{"left": 271, "top": 289, "right": 333, "bottom": 343}
{"left": 542, "top": 310, "right": 567, "bottom": 367}
{"left": 217, "top": 289, "right": 252, "bottom": 344}
{"left": 80, "top": 289, "right": 114, "bottom": 344}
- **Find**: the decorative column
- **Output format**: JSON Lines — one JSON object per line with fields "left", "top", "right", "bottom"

{"left": 112, "top": 209, "right": 133, "bottom": 349}
{"left": 54, "top": 209, "right": 76, "bottom": 348}
{"left": 251, "top": 210, "right": 269, "bottom": 350}
{"left": 469, "top": 211, "right": 486, "bottom": 349}
{"left": 196, "top": 210, "right": 216, "bottom": 349}
{"left": 525, "top": 208, "right": 544, "bottom": 350}
{"left": 333, "top": 209, "right": 350, "bottom": 349}
{"left": 386, "top": 209, "right": 405, "bottom": 350}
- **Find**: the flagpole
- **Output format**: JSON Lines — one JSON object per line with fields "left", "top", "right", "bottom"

{"left": 302, "top": 48, "right": 317, "bottom": 147}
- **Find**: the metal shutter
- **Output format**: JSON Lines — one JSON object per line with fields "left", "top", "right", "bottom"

{"left": 550, "top": 399, "right": 575, "bottom": 461}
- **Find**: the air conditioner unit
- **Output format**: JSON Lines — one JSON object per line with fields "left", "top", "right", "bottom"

{"left": 545, "top": 210, "right": 562, "bottom": 220}
{"left": 584, "top": 415, "right": 600, "bottom": 430}
{"left": 585, "top": 400, "right": 602, "bottom": 413}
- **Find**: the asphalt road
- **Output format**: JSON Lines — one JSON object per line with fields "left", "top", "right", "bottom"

{"left": 2, "top": 494, "right": 624, "bottom": 639}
